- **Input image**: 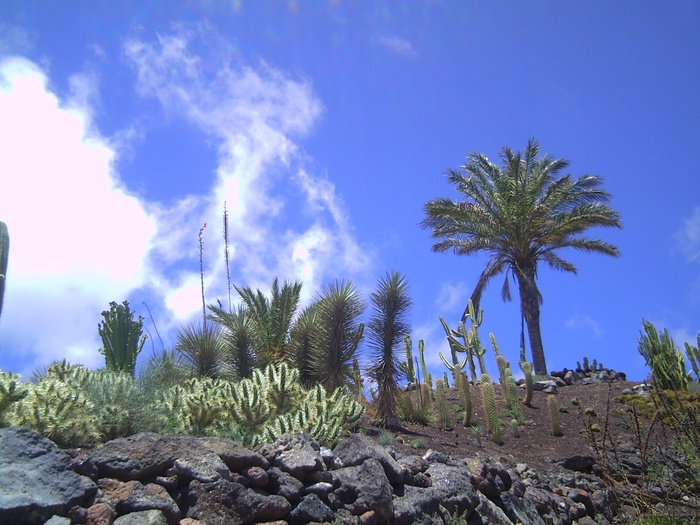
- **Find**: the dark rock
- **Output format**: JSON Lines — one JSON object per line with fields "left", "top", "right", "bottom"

{"left": 98, "top": 478, "right": 180, "bottom": 524}
{"left": 266, "top": 466, "right": 305, "bottom": 503}
{"left": 288, "top": 493, "right": 335, "bottom": 524}
{"left": 470, "top": 492, "right": 511, "bottom": 524}
{"left": 174, "top": 452, "right": 231, "bottom": 483}
{"left": 113, "top": 509, "right": 168, "bottom": 525}
{"left": 241, "top": 465, "right": 268, "bottom": 488}
{"left": 499, "top": 491, "right": 546, "bottom": 525}
{"left": 333, "top": 433, "right": 411, "bottom": 484}
{"left": 259, "top": 432, "right": 325, "bottom": 480}
{"left": 86, "top": 433, "right": 266, "bottom": 481}
{"left": 559, "top": 454, "right": 596, "bottom": 472}
{"left": 392, "top": 462, "right": 479, "bottom": 525}
{"left": 184, "top": 479, "right": 290, "bottom": 525}
{"left": 87, "top": 502, "right": 116, "bottom": 525}
{"left": 0, "top": 427, "right": 97, "bottom": 525}
{"left": 44, "top": 517, "right": 71, "bottom": 525}
{"left": 329, "top": 458, "right": 394, "bottom": 522}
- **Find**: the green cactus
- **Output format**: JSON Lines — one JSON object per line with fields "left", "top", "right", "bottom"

{"left": 548, "top": 395, "right": 562, "bottom": 436}
{"left": 583, "top": 356, "right": 590, "bottom": 370}
{"left": 436, "top": 379, "right": 451, "bottom": 430}
{"left": 98, "top": 301, "right": 147, "bottom": 377}
{"left": 505, "top": 368, "right": 523, "bottom": 424}
{"left": 511, "top": 418, "right": 520, "bottom": 438}
{"left": 0, "top": 221, "right": 8, "bottom": 322}
{"left": 400, "top": 334, "right": 417, "bottom": 384}
{"left": 480, "top": 373, "right": 501, "bottom": 444}
{"left": 638, "top": 320, "right": 688, "bottom": 391}
{"left": 443, "top": 371, "right": 450, "bottom": 389}
{"left": 457, "top": 371, "right": 472, "bottom": 426}
{"left": 519, "top": 348, "right": 534, "bottom": 407}
{"left": 496, "top": 352, "right": 509, "bottom": 394}
{"left": 0, "top": 371, "right": 28, "bottom": 426}
{"left": 417, "top": 339, "right": 430, "bottom": 391}
{"left": 685, "top": 335, "right": 700, "bottom": 383}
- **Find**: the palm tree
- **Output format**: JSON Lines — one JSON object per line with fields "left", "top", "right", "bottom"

{"left": 367, "top": 271, "right": 412, "bottom": 427}
{"left": 235, "top": 278, "right": 302, "bottom": 365}
{"left": 309, "top": 280, "right": 365, "bottom": 392}
{"left": 421, "top": 139, "right": 621, "bottom": 375}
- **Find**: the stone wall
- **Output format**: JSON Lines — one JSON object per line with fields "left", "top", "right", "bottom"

{"left": 0, "top": 427, "right": 619, "bottom": 525}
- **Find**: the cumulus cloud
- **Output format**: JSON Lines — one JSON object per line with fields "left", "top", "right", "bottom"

{"left": 0, "top": 57, "right": 157, "bottom": 374}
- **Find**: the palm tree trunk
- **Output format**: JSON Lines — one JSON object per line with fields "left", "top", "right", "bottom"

{"left": 516, "top": 267, "right": 548, "bottom": 376}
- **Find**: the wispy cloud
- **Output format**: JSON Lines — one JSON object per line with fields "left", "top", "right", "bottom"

{"left": 565, "top": 312, "right": 603, "bottom": 339}
{"left": 124, "top": 26, "right": 371, "bottom": 316}
{"left": 0, "top": 26, "right": 371, "bottom": 376}
{"left": 377, "top": 35, "right": 417, "bottom": 58}
{"left": 674, "top": 206, "right": 700, "bottom": 263}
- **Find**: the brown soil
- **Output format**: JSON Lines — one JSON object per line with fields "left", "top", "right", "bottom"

{"left": 359, "top": 379, "right": 649, "bottom": 473}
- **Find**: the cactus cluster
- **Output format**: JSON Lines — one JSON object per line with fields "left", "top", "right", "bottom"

{"left": 98, "top": 301, "right": 147, "bottom": 377}
{"left": 439, "top": 299, "right": 488, "bottom": 384}
{"left": 480, "top": 373, "right": 501, "bottom": 444}
{"left": 157, "top": 362, "right": 363, "bottom": 447}
{"left": 637, "top": 320, "right": 689, "bottom": 391}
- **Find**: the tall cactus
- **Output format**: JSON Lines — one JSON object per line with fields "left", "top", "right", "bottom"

{"left": 98, "top": 301, "right": 147, "bottom": 377}
{"left": 0, "top": 221, "right": 8, "bottom": 321}
{"left": 400, "top": 334, "right": 417, "bottom": 384}
{"left": 519, "top": 348, "right": 534, "bottom": 407}
{"left": 481, "top": 373, "right": 501, "bottom": 444}
{"left": 548, "top": 395, "right": 562, "bottom": 436}
{"left": 435, "top": 379, "right": 451, "bottom": 430}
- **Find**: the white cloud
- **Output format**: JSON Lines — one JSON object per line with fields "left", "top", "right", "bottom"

{"left": 675, "top": 206, "right": 700, "bottom": 263}
{"left": 434, "top": 280, "right": 470, "bottom": 313}
{"left": 565, "top": 312, "right": 603, "bottom": 339}
{"left": 0, "top": 56, "right": 157, "bottom": 375}
{"left": 377, "top": 35, "right": 417, "bottom": 58}
{"left": 123, "top": 27, "right": 371, "bottom": 320}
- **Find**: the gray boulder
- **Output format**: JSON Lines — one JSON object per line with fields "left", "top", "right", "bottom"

{"left": 0, "top": 427, "right": 97, "bottom": 525}
{"left": 329, "top": 458, "right": 394, "bottom": 522}
{"left": 184, "top": 479, "right": 290, "bottom": 525}
{"left": 97, "top": 478, "right": 180, "bottom": 524}
{"left": 259, "top": 432, "right": 326, "bottom": 480}
{"left": 392, "top": 462, "right": 479, "bottom": 525}
{"left": 113, "top": 509, "right": 169, "bottom": 525}
{"left": 288, "top": 493, "right": 335, "bottom": 524}
{"left": 85, "top": 433, "right": 267, "bottom": 481}
{"left": 333, "top": 433, "right": 411, "bottom": 484}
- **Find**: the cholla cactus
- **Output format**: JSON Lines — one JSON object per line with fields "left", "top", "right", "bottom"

{"left": 0, "top": 371, "right": 28, "bottom": 426}
{"left": 13, "top": 377, "right": 99, "bottom": 446}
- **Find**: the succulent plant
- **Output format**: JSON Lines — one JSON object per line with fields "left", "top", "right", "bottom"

{"left": 548, "top": 395, "right": 562, "bottom": 436}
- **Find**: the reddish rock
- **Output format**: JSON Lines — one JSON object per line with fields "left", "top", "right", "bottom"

{"left": 242, "top": 466, "right": 269, "bottom": 488}
{"left": 87, "top": 502, "right": 115, "bottom": 525}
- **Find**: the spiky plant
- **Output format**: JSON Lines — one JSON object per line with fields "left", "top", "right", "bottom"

{"left": 519, "top": 348, "right": 534, "bottom": 406}
{"left": 638, "top": 320, "right": 688, "bottom": 391}
{"left": 308, "top": 280, "right": 365, "bottom": 393}
{"left": 175, "top": 321, "right": 229, "bottom": 379}
{"left": 481, "top": 373, "right": 501, "bottom": 444}
{"left": 400, "top": 334, "right": 417, "bottom": 384}
{"left": 505, "top": 368, "right": 523, "bottom": 424}
{"left": 138, "top": 349, "right": 188, "bottom": 393}
{"left": 289, "top": 303, "right": 320, "bottom": 386}
{"left": 98, "top": 301, "right": 147, "bottom": 377}
{"left": 367, "top": 271, "right": 412, "bottom": 426}
{"left": 208, "top": 304, "right": 257, "bottom": 379}
{"left": 436, "top": 379, "right": 451, "bottom": 430}
{"left": 0, "top": 371, "right": 28, "bottom": 426}
{"left": 0, "top": 221, "right": 8, "bottom": 323}
{"left": 687, "top": 334, "right": 700, "bottom": 383}
{"left": 235, "top": 278, "right": 302, "bottom": 365}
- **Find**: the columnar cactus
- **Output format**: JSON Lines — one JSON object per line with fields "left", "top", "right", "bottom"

{"left": 458, "top": 371, "right": 472, "bottom": 426}
{"left": 400, "top": 334, "right": 416, "bottom": 384}
{"left": 548, "top": 395, "right": 562, "bottom": 436}
{"left": 435, "top": 379, "right": 451, "bottom": 430}
{"left": 505, "top": 368, "right": 523, "bottom": 424}
{"left": 98, "top": 301, "right": 147, "bottom": 377}
{"left": 519, "top": 348, "right": 534, "bottom": 406}
{"left": 480, "top": 373, "right": 501, "bottom": 444}
{"left": 511, "top": 418, "right": 520, "bottom": 438}
{"left": 0, "top": 221, "right": 8, "bottom": 321}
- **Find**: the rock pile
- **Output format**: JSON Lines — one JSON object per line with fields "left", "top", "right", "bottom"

{"left": 0, "top": 426, "right": 621, "bottom": 525}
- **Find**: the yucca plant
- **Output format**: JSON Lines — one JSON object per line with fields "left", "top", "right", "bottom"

{"left": 308, "top": 280, "right": 365, "bottom": 393}
{"left": 175, "top": 321, "right": 229, "bottom": 379}
{"left": 367, "top": 271, "right": 412, "bottom": 427}
{"left": 208, "top": 304, "right": 257, "bottom": 379}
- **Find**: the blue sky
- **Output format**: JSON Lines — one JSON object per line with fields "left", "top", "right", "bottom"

{"left": 1, "top": 1, "right": 699, "bottom": 382}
